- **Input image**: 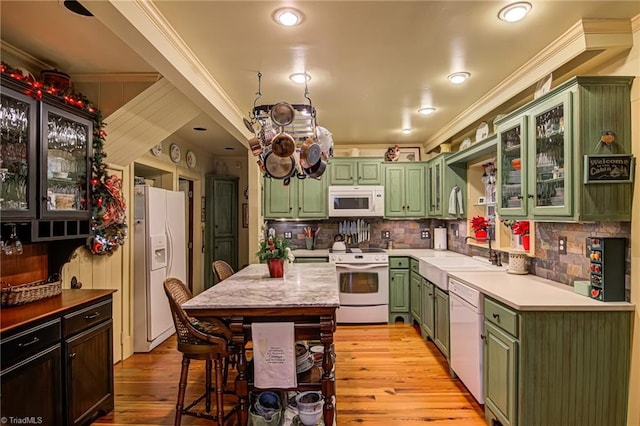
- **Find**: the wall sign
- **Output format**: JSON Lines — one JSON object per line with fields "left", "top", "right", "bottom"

{"left": 583, "top": 154, "right": 634, "bottom": 184}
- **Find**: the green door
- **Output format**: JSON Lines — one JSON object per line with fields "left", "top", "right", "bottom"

{"left": 384, "top": 165, "right": 405, "bottom": 217}
{"left": 389, "top": 269, "right": 409, "bottom": 312}
{"left": 205, "top": 176, "right": 238, "bottom": 287}
{"left": 263, "top": 178, "right": 295, "bottom": 219}
{"left": 213, "top": 179, "right": 236, "bottom": 236}
{"left": 357, "top": 159, "right": 382, "bottom": 185}
{"left": 298, "top": 176, "right": 327, "bottom": 218}
{"left": 405, "top": 164, "right": 426, "bottom": 216}
{"left": 421, "top": 279, "right": 435, "bottom": 339}
{"left": 410, "top": 272, "right": 421, "bottom": 323}
{"left": 434, "top": 287, "right": 450, "bottom": 358}
{"left": 484, "top": 321, "right": 518, "bottom": 426}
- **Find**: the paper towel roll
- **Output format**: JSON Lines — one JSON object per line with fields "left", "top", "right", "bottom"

{"left": 434, "top": 228, "right": 447, "bottom": 250}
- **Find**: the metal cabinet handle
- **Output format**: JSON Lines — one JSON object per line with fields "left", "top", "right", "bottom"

{"left": 492, "top": 313, "right": 500, "bottom": 319}
{"left": 69, "top": 352, "right": 77, "bottom": 359}
{"left": 85, "top": 312, "right": 101, "bottom": 320}
{"left": 18, "top": 336, "right": 40, "bottom": 349}
{"left": 289, "top": 207, "right": 292, "bottom": 211}
{"left": 527, "top": 194, "right": 534, "bottom": 199}
{"left": 481, "top": 334, "right": 486, "bottom": 340}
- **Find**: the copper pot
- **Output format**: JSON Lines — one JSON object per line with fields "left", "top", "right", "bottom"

{"left": 299, "top": 138, "right": 322, "bottom": 169}
{"left": 264, "top": 151, "right": 295, "bottom": 179}
{"left": 270, "top": 102, "right": 295, "bottom": 126}
{"left": 303, "top": 158, "right": 327, "bottom": 179}
{"left": 249, "top": 137, "right": 262, "bottom": 157}
{"left": 271, "top": 132, "right": 296, "bottom": 158}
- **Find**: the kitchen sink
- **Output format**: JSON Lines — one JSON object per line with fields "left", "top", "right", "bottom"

{"left": 418, "top": 256, "right": 505, "bottom": 290}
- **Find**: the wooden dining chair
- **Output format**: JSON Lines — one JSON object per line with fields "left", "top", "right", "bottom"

{"left": 212, "top": 260, "right": 235, "bottom": 282}
{"left": 163, "top": 278, "right": 238, "bottom": 426}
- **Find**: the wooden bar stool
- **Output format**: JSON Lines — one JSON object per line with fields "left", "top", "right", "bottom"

{"left": 163, "top": 278, "right": 238, "bottom": 425}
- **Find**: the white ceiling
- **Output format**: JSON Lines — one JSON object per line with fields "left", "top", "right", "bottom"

{"left": 1, "top": 1, "right": 639, "bottom": 159}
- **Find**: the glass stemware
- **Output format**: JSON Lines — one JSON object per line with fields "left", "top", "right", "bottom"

{"left": 3, "top": 224, "right": 23, "bottom": 256}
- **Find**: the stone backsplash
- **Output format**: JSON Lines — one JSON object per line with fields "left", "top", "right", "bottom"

{"left": 268, "top": 218, "right": 631, "bottom": 300}
{"left": 266, "top": 219, "right": 433, "bottom": 251}
{"left": 445, "top": 219, "right": 631, "bottom": 300}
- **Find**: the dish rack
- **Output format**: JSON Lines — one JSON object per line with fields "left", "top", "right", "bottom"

{"left": 1, "top": 278, "right": 62, "bottom": 307}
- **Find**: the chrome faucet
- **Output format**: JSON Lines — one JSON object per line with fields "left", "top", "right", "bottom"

{"left": 465, "top": 235, "right": 502, "bottom": 266}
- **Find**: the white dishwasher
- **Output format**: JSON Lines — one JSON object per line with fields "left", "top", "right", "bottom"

{"left": 449, "top": 277, "right": 484, "bottom": 404}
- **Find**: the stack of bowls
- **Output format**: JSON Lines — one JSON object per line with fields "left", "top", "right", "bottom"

{"left": 295, "top": 391, "right": 323, "bottom": 426}
{"left": 296, "top": 342, "right": 313, "bottom": 374}
{"left": 250, "top": 391, "right": 281, "bottom": 426}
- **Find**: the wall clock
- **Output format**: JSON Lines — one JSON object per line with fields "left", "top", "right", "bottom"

{"left": 169, "top": 143, "right": 181, "bottom": 163}
{"left": 150, "top": 144, "right": 162, "bottom": 156}
{"left": 186, "top": 150, "right": 197, "bottom": 168}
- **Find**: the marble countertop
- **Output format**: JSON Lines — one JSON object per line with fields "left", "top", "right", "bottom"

{"left": 184, "top": 263, "right": 339, "bottom": 310}
{"left": 293, "top": 248, "right": 464, "bottom": 258}
{"left": 449, "top": 271, "right": 634, "bottom": 312}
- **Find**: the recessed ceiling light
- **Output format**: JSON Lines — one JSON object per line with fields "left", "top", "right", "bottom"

{"left": 193, "top": 127, "right": 207, "bottom": 131}
{"left": 273, "top": 8, "right": 304, "bottom": 26}
{"left": 224, "top": 147, "right": 236, "bottom": 151}
{"left": 498, "top": 2, "right": 532, "bottom": 23}
{"left": 62, "top": 0, "right": 93, "bottom": 17}
{"left": 418, "top": 107, "right": 436, "bottom": 116}
{"left": 289, "top": 73, "right": 311, "bottom": 84}
{"left": 402, "top": 128, "right": 412, "bottom": 135}
{"left": 448, "top": 72, "right": 470, "bottom": 85}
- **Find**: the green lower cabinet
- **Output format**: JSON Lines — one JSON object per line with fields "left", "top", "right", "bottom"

{"left": 433, "top": 287, "right": 450, "bottom": 359}
{"left": 484, "top": 321, "right": 518, "bottom": 426}
{"left": 483, "top": 297, "right": 632, "bottom": 426}
{"left": 389, "top": 268, "right": 410, "bottom": 323}
{"left": 409, "top": 271, "right": 421, "bottom": 324}
{"left": 420, "top": 279, "right": 435, "bottom": 340}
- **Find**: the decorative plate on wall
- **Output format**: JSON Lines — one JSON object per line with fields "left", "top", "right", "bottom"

{"left": 186, "top": 150, "right": 197, "bottom": 168}
{"left": 150, "top": 144, "right": 162, "bottom": 156}
{"left": 170, "top": 143, "right": 181, "bottom": 163}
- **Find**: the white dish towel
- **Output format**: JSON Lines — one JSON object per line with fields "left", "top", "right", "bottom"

{"left": 251, "top": 322, "right": 297, "bottom": 389}
{"left": 448, "top": 185, "right": 464, "bottom": 215}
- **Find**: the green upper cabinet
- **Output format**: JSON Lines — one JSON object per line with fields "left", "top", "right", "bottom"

{"left": 496, "top": 76, "right": 634, "bottom": 221}
{"left": 328, "top": 158, "right": 382, "bottom": 185}
{"left": 297, "top": 176, "right": 328, "bottom": 218}
{"left": 383, "top": 163, "right": 426, "bottom": 218}
{"left": 428, "top": 153, "right": 466, "bottom": 218}
{"left": 263, "top": 176, "right": 328, "bottom": 219}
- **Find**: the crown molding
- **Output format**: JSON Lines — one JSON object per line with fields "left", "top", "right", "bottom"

{"left": 425, "top": 18, "right": 634, "bottom": 152}
{"left": 0, "top": 40, "right": 53, "bottom": 73}
{"left": 72, "top": 73, "right": 161, "bottom": 83}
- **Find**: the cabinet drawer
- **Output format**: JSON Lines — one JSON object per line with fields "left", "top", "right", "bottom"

{"left": 1, "top": 318, "right": 61, "bottom": 370}
{"left": 63, "top": 299, "right": 112, "bottom": 337}
{"left": 484, "top": 298, "right": 519, "bottom": 338}
{"left": 390, "top": 257, "right": 409, "bottom": 269}
{"left": 410, "top": 258, "right": 419, "bottom": 273}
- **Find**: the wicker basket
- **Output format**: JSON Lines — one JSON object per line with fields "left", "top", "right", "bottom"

{"left": 1, "top": 279, "right": 62, "bottom": 307}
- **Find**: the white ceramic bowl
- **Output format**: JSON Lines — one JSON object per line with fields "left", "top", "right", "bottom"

{"left": 295, "top": 391, "right": 323, "bottom": 412}
{"left": 298, "top": 407, "right": 322, "bottom": 426}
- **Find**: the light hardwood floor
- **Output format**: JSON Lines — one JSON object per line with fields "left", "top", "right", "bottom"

{"left": 94, "top": 323, "right": 485, "bottom": 425}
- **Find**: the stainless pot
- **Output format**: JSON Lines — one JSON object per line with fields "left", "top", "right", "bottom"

{"left": 270, "top": 102, "right": 295, "bottom": 126}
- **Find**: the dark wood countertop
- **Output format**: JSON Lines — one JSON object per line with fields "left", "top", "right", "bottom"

{"left": 0, "top": 289, "right": 116, "bottom": 334}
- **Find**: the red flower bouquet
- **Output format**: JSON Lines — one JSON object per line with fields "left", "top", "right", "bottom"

{"left": 470, "top": 216, "right": 490, "bottom": 232}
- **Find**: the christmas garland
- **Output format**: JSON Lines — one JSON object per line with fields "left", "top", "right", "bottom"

{"left": 1, "top": 62, "right": 127, "bottom": 255}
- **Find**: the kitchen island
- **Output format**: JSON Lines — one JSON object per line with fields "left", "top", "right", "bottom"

{"left": 182, "top": 262, "right": 339, "bottom": 426}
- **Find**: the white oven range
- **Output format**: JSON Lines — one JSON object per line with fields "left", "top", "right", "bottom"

{"left": 329, "top": 248, "right": 389, "bottom": 324}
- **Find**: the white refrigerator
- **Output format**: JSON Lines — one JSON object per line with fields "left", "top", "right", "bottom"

{"left": 133, "top": 185, "right": 187, "bottom": 352}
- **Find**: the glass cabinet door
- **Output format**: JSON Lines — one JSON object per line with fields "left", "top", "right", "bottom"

{"left": 497, "top": 117, "right": 527, "bottom": 217}
{"left": 40, "top": 104, "right": 92, "bottom": 219}
{"left": 528, "top": 92, "right": 572, "bottom": 217}
{"left": 0, "top": 87, "right": 37, "bottom": 219}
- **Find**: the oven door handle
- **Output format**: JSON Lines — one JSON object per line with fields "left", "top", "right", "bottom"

{"left": 336, "top": 263, "right": 385, "bottom": 270}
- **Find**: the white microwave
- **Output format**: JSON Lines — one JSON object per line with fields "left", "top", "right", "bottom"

{"left": 328, "top": 185, "right": 385, "bottom": 217}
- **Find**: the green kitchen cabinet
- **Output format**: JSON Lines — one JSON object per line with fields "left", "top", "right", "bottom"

{"left": 383, "top": 163, "right": 426, "bottom": 218}
{"left": 427, "top": 153, "right": 466, "bottom": 218}
{"left": 496, "top": 76, "right": 635, "bottom": 221}
{"left": 433, "top": 287, "right": 450, "bottom": 359}
{"left": 484, "top": 320, "right": 518, "bottom": 426}
{"left": 483, "top": 296, "right": 631, "bottom": 426}
{"left": 409, "top": 259, "right": 421, "bottom": 324}
{"left": 420, "top": 279, "right": 435, "bottom": 340}
{"left": 328, "top": 158, "right": 382, "bottom": 185}
{"left": 263, "top": 176, "right": 327, "bottom": 219}
{"left": 389, "top": 257, "right": 410, "bottom": 323}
